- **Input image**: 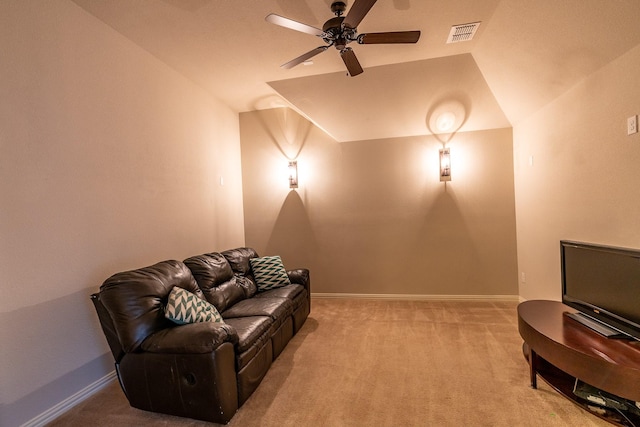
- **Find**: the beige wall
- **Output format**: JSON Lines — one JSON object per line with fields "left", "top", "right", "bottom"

{"left": 0, "top": 1, "right": 245, "bottom": 425}
{"left": 240, "top": 108, "right": 518, "bottom": 297}
{"left": 513, "top": 43, "right": 640, "bottom": 301}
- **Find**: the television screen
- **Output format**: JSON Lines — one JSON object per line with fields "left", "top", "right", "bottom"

{"left": 561, "top": 240, "right": 640, "bottom": 341}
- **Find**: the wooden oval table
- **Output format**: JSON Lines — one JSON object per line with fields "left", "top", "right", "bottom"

{"left": 518, "top": 300, "right": 640, "bottom": 426}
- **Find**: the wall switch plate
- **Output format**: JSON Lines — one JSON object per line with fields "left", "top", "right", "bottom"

{"left": 628, "top": 115, "right": 638, "bottom": 135}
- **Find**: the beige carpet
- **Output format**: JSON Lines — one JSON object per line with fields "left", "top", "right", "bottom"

{"left": 47, "top": 299, "right": 609, "bottom": 426}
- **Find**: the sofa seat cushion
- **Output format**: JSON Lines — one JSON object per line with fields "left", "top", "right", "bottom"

{"left": 255, "top": 285, "right": 308, "bottom": 315}
{"left": 222, "top": 297, "right": 293, "bottom": 329}
{"left": 259, "top": 284, "right": 308, "bottom": 334}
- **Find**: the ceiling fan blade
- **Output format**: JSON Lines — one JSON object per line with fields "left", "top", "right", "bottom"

{"left": 340, "top": 47, "right": 364, "bottom": 76}
{"left": 342, "top": 0, "right": 378, "bottom": 29}
{"left": 281, "top": 46, "right": 329, "bottom": 69}
{"left": 265, "top": 13, "right": 324, "bottom": 37}
{"left": 358, "top": 30, "right": 421, "bottom": 44}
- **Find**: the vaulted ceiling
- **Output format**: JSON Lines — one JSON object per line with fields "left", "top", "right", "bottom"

{"left": 72, "top": 0, "right": 640, "bottom": 142}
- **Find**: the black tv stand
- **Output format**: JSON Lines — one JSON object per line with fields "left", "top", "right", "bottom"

{"left": 565, "top": 312, "right": 631, "bottom": 340}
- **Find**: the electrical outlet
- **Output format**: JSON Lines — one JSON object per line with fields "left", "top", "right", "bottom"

{"left": 628, "top": 115, "right": 638, "bottom": 135}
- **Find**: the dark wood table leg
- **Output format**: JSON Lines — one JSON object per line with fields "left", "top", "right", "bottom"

{"left": 529, "top": 347, "right": 538, "bottom": 389}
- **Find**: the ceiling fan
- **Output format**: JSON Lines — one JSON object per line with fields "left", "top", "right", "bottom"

{"left": 265, "top": 0, "right": 421, "bottom": 77}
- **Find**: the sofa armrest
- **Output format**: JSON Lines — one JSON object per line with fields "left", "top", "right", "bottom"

{"left": 141, "top": 322, "right": 238, "bottom": 354}
{"left": 287, "top": 268, "right": 310, "bottom": 290}
{"left": 287, "top": 268, "right": 311, "bottom": 311}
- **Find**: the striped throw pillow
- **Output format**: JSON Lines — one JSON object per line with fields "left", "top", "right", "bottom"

{"left": 250, "top": 255, "right": 291, "bottom": 291}
{"left": 165, "top": 286, "right": 224, "bottom": 324}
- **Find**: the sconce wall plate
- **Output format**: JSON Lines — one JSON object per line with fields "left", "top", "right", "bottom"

{"left": 439, "top": 148, "right": 451, "bottom": 182}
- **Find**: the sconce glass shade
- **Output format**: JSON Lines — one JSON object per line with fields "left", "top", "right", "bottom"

{"left": 288, "top": 161, "right": 298, "bottom": 188}
{"left": 436, "top": 112, "right": 456, "bottom": 132}
{"left": 439, "top": 148, "right": 451, "bottom": 182}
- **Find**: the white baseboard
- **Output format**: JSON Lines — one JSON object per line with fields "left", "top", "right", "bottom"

{"left": 311, "top": 292, "right": 520, "bottom": 301}
{"left": 21, "top": 370, "right": 117, "bottom": 427}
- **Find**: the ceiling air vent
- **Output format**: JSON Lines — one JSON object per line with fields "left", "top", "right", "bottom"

{"left": 446, "top": 22, "right": 481, "bottom": 43}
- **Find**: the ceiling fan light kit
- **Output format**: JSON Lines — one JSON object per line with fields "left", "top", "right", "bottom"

{"left": 266, "top": 0, "right": 421, "bottom": 77}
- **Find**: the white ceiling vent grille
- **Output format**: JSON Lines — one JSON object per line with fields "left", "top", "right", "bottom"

{"left": 446, "top": 22, "right": 481, "bottom": 43}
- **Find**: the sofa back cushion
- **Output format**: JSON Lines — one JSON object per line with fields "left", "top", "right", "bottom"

{"left": 183, "top": 252, "right": 246, "bottom": 312}
{"left": 99, "top": 260, "right": 200, "bottom": 353}
{"left": 222, "top": 247, "right": 259, "bottom": 298}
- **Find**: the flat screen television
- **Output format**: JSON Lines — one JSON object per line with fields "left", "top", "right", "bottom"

{"left": 561, "top": 240, "right": 640, "bottom": 341}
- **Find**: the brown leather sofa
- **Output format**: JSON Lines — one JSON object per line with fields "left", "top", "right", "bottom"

{"left": 91, "top": 247, "right": 310, "bottom": 424}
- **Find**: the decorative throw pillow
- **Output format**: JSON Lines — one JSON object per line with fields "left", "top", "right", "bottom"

{"left": 250, "top": 255, "right": 291, "bottom": 291}
{"left": 165, "top": 286, "right": 224, "bottom": 324}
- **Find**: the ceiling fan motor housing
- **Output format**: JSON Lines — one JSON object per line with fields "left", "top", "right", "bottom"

{"left": 322, "top": 16, "right": 345, "bottom": 34}
{"left": 331, "top": 1, "right": 347, "bottom": 16}
{"left": 323, "top": 16, "right": 358, "bottom": 50}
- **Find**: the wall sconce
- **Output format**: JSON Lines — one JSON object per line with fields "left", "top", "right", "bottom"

{"left": 439, "top": 148, "right": 451, "bottom": 182}
{"left": 288, "top": 161, "right": 298, "bottom": 188}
